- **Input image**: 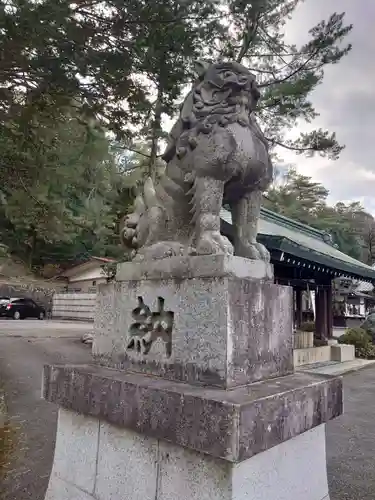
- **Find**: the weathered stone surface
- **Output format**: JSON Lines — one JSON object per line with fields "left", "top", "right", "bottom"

{"left": 47, "top": 409, "right": 99, "bottom": 494}
{"left": 42, "top": 363, "right": 343, "bottom": 463}
{"left": 45, "top": 409, "right": 330, "bottom": 500}
{"left": 95, "top": 421, "right": 158, "bottom": 500}
{"left": 226, "top": 278, "right": 292, "bottom": 386}
{"left": 331, "top": 344, "right": 355, "bottom": 362}
{"left": 159, "top": 425, "right": 329, "bottom": 500}
{"left": 45, "top": 475, "right": 95, "bottom": 500}
{"left": 157, "top": 439, "right": 231, "bottom": 500}
{"left": 93, "top": 269, "right": 293, "bottom": 388}
{"left": 116, "top": 255, "right": 274, "bottom": 282}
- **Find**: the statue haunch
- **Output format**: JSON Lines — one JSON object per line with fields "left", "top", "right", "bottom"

{"left": 121, "top": 60, "right": 273, "bottom": 262}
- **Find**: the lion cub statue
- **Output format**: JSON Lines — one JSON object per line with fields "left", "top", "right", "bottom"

{"left": 121, "top": 60, "right": 273, "bottom": 262}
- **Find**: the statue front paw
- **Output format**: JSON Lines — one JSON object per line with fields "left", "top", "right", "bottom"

{"left": 120, "top": 214, "right": 139, "bottom": 249}
{"left": 120, "top": 192, "right": 150, "bottom": 251}
{"left": 235, "top": 241, "right": 270, "bottom": 262}
{"left": 195, "top": 231, "right": 234, "bottom": 256}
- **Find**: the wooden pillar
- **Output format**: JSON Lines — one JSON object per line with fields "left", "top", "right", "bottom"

{"left": 315, "top": 284, "right": 327, "bottom": 340}
{"left": 295, "top": 288, "right": 303, "bottom": 328}
{"left": 326, "top": 282, "right": 333, "bottom": 339}
{"left": 315, "top": 280, "right": 333, "bottom": 341}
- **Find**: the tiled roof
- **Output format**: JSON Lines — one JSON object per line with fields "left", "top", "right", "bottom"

{"left": 220, "top": 207, "right": 375, "bottom": 282}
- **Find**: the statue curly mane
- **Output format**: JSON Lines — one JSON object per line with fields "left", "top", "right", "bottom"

{"left": 163, "top": 61, "right": 263, "bottom": 162}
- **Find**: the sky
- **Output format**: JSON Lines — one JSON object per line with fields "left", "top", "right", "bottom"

{"left": 282, "top": 1, "right": 375, "bottom": 212}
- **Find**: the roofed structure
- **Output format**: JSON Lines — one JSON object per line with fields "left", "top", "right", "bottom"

{"left": 220, "top": 206, "right": 375, "bottom": 340}
{"left": 221, "top": 207, "right": 375, "bottom": 283}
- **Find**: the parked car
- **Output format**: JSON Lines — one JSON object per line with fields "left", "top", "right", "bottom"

{"left": 0, "top": 297, "right": 46, "bottom": 320}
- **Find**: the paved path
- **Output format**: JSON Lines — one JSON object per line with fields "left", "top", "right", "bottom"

{"left": 0, "top": 319, "right": 375, "bottom": 500}
{"left": 0, "top": 318, "right": 92, "bottom": 338}
{"left": 0, "top": 320, "right": 92, "bottom": 500}
{"left": 327, "top": 366, "right": 375, "bottom": 500}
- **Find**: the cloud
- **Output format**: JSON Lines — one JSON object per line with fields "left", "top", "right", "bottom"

{"left": 275, "top": 1, "right": 375, "bottom": 212}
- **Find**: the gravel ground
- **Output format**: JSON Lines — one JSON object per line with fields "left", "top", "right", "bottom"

{"left": 327, "top": 366, "right": 375, "bottom": 500}
{"left": 0, "top": 320, "right": 92, "bottom": 500}
{"left": 0, "top": 319, "right": 375, "bottom": 500}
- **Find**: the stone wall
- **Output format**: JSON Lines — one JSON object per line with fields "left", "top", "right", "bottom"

{"left": 52, "top": 293, "right": 96, "bottom": 322}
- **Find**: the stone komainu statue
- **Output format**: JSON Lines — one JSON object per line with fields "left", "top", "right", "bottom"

{"left": 121, "top": 60, "right": 273, "bottom": 262}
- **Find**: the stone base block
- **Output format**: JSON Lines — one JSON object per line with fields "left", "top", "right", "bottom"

{"left": 115, "top": 254, "right": 274, "bottom": 282}
{"left": 45, "top": 408, "right": 330, "bottom": 500}
{"left": 42, "top": 364, "right": 342, "bottom": 463}
{"left": 294, "top": 344, "right": 356, "bottom": 367}
{"left": 331, "top": 344, "right": 355, "bottom": 362}
{"left": 94, "top": 255, "right": 293, "bottom": 388}
{"left": 294, "top": 346, "right": 331, "bottom": 367}
{"left": 293, "top": 330, "right": 314, "bottom": 349}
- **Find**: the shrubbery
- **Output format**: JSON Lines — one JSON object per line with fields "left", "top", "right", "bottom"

{"left": 299, "top": 321, "right": 315, "bottom": 332}
{"left": 356, "top": 345, "right": 375, "bottom": 360}
{"left": 339, "top": 327, "right": 375, "bottom": 358}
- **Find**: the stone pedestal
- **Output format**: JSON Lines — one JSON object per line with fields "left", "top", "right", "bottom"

{"left": 93, "top": 255, "right": 291, "bottom": 388}
{"left": 43, "top": 256, "right": 342, "bottom": 500}
{"left": 44, "top": 407, "right": 331, "bottom": 500}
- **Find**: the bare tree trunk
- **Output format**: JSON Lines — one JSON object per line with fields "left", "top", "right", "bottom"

{"left": 28, "top": 227, "right": 37, "bottom": 270}
{"left": 236, "top": 10, "right": 261, "bottom": 63}
{"left": 148, "top": 83, "right": 163, "bottom": 181}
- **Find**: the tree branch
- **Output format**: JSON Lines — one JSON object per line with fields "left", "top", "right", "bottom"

{"left": 256, "top": 29, "right": 290, "bottom": 67}
{"left": 73, "top": 7, "right": 227, "bottom": 26}
{"left": 117, "top": 145, "right": 151, "bottom": 158}
{"left": 17, "top": 174, "right": 48, "bottom": 213}
{"left": 236, "top": 13, "right": 261, "bottom": 63}
{"left": 259, "top": 50, "right": 319, "bottom": 88}
{"left": 266, "top": 137, "right": 318, "bottom": 153}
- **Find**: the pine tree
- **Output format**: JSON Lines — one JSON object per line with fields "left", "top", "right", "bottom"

{"left": 214, "top": 0, "right": 352, "bottom": 159}
{"left": 0, "top": 0, "right": 352, "bottom": 162}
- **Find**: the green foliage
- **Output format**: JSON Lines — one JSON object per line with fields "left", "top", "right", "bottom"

{"left": 265, "top": 168, "right": 328, "bottom": 224}
{"left": 216, "top": 3, "right": 352, "bottom": 159}
{"left": 299, "top": 321, "right": 315, "bottom": 332}
{"left": 0, "top": 0, "right": 352, "bottom": 161}
{"left": 265, "top": 168, "right": 371, "bottom": 260}
{"left": 339, "top": 328, "right": 372, "bottom": 350}
{"left": 0, "top": 103, "right": 137, "bottom": 270}
{"left": 356, "top": 345, "right": 375, "bottom": 360}
{"left": 0, "top": 0, "right": 356, "bottom": 270}
{"left": 314, "top": 337, "right": 328, "bottom": 347}
{"left": 0, "top": 0, "right": 222, "bottom": 149}
{"left": 341, "top": 325, "right": 375, "bottom": 359}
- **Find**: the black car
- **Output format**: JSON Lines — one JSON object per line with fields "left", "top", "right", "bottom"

{"left": 0, "top": 297, "right": 46, "bottom": 320}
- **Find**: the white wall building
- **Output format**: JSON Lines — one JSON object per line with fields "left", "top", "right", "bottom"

{"left": 59, "top": 256, "right": 115, "bottom": 293}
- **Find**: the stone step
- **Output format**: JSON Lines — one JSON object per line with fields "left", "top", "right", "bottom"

{"left": 298, "top": 358, "right": 375, "bottom": 376}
